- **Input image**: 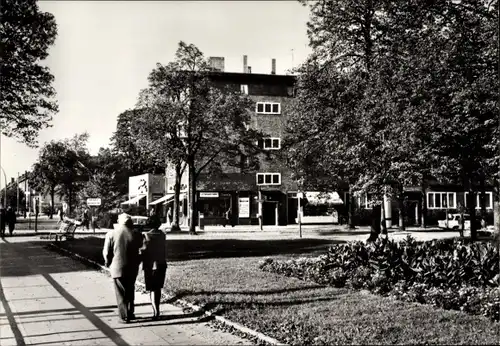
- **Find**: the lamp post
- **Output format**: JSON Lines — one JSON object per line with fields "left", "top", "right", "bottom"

{"left": 297, "top": 177, "right": 305, "bottom": 239}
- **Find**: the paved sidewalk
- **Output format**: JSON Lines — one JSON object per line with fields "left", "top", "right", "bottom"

{"left": 0, "top": 236, "right": 253, "bottom": 346}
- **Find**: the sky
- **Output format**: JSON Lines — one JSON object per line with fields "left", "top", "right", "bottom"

{"left": 0, "top": 0, "right": 311, "bottom": 185}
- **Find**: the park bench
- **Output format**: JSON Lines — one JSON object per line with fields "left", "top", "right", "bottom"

{"left": 49, "top": 219, "right": 78, "bottom": 241}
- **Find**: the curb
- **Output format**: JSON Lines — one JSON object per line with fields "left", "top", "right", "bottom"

{"left": 47, "top": 242, "right": 288, "bottom": 346}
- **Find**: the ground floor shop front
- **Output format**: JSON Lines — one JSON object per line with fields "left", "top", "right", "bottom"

{"left": 197, "top": 190, "right": 341, "bottom": 227}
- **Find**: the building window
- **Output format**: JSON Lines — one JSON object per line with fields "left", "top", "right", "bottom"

{"left": 256, "top": 173, "right": 281, "bottom": 186}
{"left": 427, "top": 192, "right": 456, "bottom": 209}
{"left": 357, "top": 193, "right": 374, "bottom": 209}
{"left": 240, "top": 84, "right": 248, "bottom": 95}
{"left": 464, "top": 192, "right": 493, "bottom": 209}
{"left": 255, "top": 102, "right": 281, "bottom": 114}
{"left": 260, "top": 137, "right": 281, "bottom": 150}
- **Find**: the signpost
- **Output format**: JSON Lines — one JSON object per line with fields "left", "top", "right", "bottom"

{"left": 86, "top": 198, "right": 101, "bottom": 233}
{"left": 86, "top": 198, "right": 101, "bottom": 206}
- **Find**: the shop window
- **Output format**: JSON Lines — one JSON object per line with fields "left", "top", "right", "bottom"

{"left": 464, "top": 192, "right": 493, "bottom": 209}
{"left": 357, "top": 193, "right": 374, "bottom": 209}
{"left": 427, "top": 192, "right": 456, "bottom": 209}
{"left": 199, "top": 196, "right": 231, "bottom": 218}
{"left": 255, "top": 102, "right": 281, "bottom": 114}
{"left": 256, "top": 173, "right": 281, "bottom": 186}
{"left": 261, "top": 137, "right": 281, "bottom": 150}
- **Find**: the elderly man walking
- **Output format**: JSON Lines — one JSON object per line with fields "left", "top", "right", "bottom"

{"left": 103, "top": 213, "right": 143, "bottom": 323}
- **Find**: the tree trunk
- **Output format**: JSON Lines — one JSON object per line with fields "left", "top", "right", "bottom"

{"left": 381, "top": 197, "right": 387, "bottom": 235}
{"left": 421, "top": 180, "right": 427, "bottom": 228}
{"left": 188, "top": 159, "right": 197, "bottom": 234}
{"left": 170, "top": 163, "right": 182, "bottom": 233}
{"left": 50, "top": 187, "right": 55, "bottom": 219}
{"left": 68, "top": 185, "right": 73, "bottom": 215}
{"left": 479, "top": 176, "right": 486, "bottom": 227}
{"left": 367, "top": 204, "right": 381, "bottom": 242}
{"left": 467, "top": 186, "right": 478, "bottom": 241}
{"left": 398, "top": 185, "right": 405, "bottom": 231}
{"left": 347, "top": 186, "right": 356, "bottom": 229}
{"left": 494, "top": 178, "right": 500, "bottom": 232}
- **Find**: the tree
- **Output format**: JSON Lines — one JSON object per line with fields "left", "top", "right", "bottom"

{"left": 31, "top": 161, "right": 58, "bottom": 218}
{"left": 136, "top": 41, "right": 262, "bottom": 234}
{"left": 31, "top": 133, "right": 91, "bottom": 215}
{"left": 78, "top": 147, "right": 129, "bottom": 212}
{"left": 293, "top": 0, "right": 498, "bottom": 241}
{"left": 0, "top": 0, "right": 58, "bottom": 146}
{"left": 110, "top": 109, "right": 164, "bottom": 175}
{"left": 284, "top": 62, "right": 366, "bottom": 229}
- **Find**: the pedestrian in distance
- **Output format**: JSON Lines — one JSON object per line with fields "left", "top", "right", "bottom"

{"left": 140, "top": 214, "right": 167, "bottom": 320}
{"left": 57, "top": 207, "right": 64, "bottom": 224}
{"left": 166, "top": 207, "right": 172, "bottom": 226}
{"left": 223, "top": 206, "right": 233, "bottom": 227}
{"left": 0, "top": 207, "right": 6, "bottom": 237}
{"left": 102, "top": 213, "right": 143, "bottom": 323}
{"left": 6, "top": 207, "right": 16, "bottom": 236}
{"left": 82, "top": 207, "right": 90, "bottom": 230}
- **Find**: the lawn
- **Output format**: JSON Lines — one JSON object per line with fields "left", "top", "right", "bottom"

{"left": 54, "top": 236, "right": 500, "bottom": 345}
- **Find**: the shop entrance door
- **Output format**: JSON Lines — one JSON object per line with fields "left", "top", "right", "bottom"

{"left": 404, "top": 200, "right": 420, "bottom": 226}
{"left": 263, "top": 201, "right": 278, "bottom": 226}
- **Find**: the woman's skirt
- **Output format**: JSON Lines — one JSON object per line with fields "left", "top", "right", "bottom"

{"left": 144, "top": 266, "right": 167, "bottom": 291}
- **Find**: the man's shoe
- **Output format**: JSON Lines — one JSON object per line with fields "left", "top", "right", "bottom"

{"left": 118, "top": 319, "right": 129, "bottom": 324}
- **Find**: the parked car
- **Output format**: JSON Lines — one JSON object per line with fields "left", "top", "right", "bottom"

{"left": 113, "top": 215, "right": 151, "bottom": 232}
{"left": 438, "top": 214, "right": 471, "bottom": 230}
{"left": 131, "top": 215, "right": 151, "bottom": 232}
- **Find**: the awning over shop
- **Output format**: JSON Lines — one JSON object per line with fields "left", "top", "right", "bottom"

{"left": 165, "top": 193, "right": 186, "bottom": 204}
{"left": 150, "top": 193, "right": 187, "bottom": 205}
{"left": 120, "top": 195, "right": 145, "bottom": 205}
{"left": 304, "top": 192, "right": 343, "bottom": 205}
{"left": 149, "top": 194, "right": 175, "bottom": 206}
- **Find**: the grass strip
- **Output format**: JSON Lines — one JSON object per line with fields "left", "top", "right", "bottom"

{"left": 56, "top": 236, "right": 500, "bottom": 345}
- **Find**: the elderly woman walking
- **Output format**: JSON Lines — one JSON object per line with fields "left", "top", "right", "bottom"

{"left": 141, "top": 214, "right": 167, "bottom": 319}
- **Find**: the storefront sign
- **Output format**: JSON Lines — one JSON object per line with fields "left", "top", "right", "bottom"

{"left": 200, "top": 192, "right": 219, "bottom": 198}
{"left": 239, "top": 197, "right": 250, "bottom": 218}
{"left": 86, "top": 198, "right": 101, "bottom": 206}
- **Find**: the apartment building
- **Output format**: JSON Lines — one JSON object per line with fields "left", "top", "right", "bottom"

{"left": 151, "top": 55, "right": 497, "bottom": 228}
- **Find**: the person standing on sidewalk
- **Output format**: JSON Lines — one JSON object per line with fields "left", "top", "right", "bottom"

{"left": 57, "top": 207, "right": 64, "bottom": 224}
{"left": 141, "top": 214, "right": 167, "bottom": 320}
{"left": 6, "top": 207, "right": 16, "bottom": 236}
{"left": 82, "top": 207, "right": 90, "bottom": 230}
{"left": 0, "top": 207, "right": 6, "bottom": 237}
{"left": 102, "top": 213, "right": 143, "bottom": 323}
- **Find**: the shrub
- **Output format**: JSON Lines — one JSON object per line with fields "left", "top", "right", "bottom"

{"left": 260, "top": 236, "right": 500, "bottom": 321}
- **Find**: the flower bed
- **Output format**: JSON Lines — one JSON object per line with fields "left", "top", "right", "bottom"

{"left": 259, "top": 236, "right": 500, "bottom": 321}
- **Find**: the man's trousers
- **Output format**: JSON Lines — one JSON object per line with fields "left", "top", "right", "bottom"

{"left": 113, "top": 275, "right": 136, "bottom": 321}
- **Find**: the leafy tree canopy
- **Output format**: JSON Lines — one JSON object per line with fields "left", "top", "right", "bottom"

{"left": 0, "top": 0, "right": 58, "bottom": 146}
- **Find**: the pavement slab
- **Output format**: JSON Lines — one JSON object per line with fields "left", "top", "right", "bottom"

{"left": 0, "top": 236, "right": 254, "bottom": 346}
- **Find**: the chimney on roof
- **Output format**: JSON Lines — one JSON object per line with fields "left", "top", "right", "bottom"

{"left": 243, "top": 55, "right": 248, "bottom": 73}
{"left": 247, "top": 66, "right": 252, "bottom": 73}
{"left": 271, "top": 58, "right": 276, "bottom": 75}
{"left": 11, "top": 178, "right": 14, "bottom": 184}
{"left": 208, "top": 57, "right": 225, "bottom": 72}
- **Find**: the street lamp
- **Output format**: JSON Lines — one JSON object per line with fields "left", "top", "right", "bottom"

{"left": 297, "top": 176, "right": 305, "bottom": 239}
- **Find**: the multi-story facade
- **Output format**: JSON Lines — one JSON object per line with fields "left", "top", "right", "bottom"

{"left": 150, "top": 55, "right": 497, "bottom": 228}
{"left": 183, "top": 56, "right": 342, "bottom": 227}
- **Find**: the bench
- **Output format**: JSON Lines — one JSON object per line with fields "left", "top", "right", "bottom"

{"left": 50, "top": 221, "right": 77, "bottom": 241}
